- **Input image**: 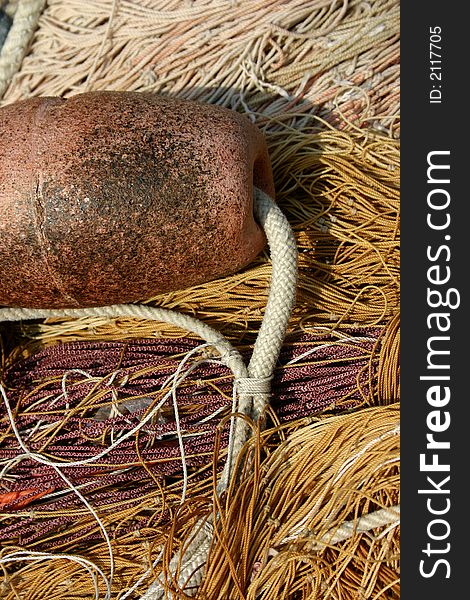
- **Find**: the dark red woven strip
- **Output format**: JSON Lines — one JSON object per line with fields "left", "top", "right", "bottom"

{"left": 0, "top": 331, "right": 379, "bottom": 550}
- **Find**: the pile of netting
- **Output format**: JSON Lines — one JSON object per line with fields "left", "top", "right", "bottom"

{"left": 0, "top": 1, "right": 399, "bottom": 598}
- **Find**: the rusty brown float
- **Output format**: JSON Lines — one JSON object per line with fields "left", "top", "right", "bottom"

{"left": 0, "top": 91, "right": 274, "bottom": 308}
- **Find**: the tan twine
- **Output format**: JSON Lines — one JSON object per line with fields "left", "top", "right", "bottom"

{"left": 194, "top": 405, "right": 400, "bottom": 599}
{"left": 0, "top": 0, "right": 400, "bottom": 597}
{"left": 0, "top": 0, "right": 400, "bottom": 138}
{"left": 0, "top": 405, "right": 399, "bottom": 599}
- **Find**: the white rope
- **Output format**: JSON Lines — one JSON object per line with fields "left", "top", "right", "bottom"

{"left": 0, "top": 188, "right": 298, "bottom": 599}
{"left": 141, "top": 517, "right": 214, "bottom": 600}
{"left": 247, "top": 188, "right": 298, "bottom": 417}
{"left": 137, "top": 190, "right": 297, "bottom": 599}
{"left": 251, "top": 505, "right": 400, "bottom": 580}
{"left": 0, "top": 0, "right": 46, "bottom": 99}
{"left": 0, "top": 303, "right": 242, "bottom": 361}
{"left": 311, "top": 504, "right": 400, "bottom": 548}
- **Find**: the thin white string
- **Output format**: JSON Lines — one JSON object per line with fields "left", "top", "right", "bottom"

{"left": 0, "top": 455, "right": 25, "bottom": 481}
{"left": 83, "top": 0, "right": 119, "bottom": 92}
{"left": 22, "top": 370, "right": 97, "bottom": 413}
{"left": 0, "top": 384, "right": 115, "bottom": 598}
{"left": 36, "top": 358, "right": 230, "bottom": 440}
{"left": 0, "top": 345, "right": 226, "bottom": 469}
{"left": 191, "top": 404, "right": 227, "bottom": 426}
{"left": 285, "top": 336, "right": 377, "bottom": 366}
{"left": 38, "top": 468, "right": 132, "bottom": 502}
{"left": 0, "top": 342, "right": 245, "bottom": 595}
{"left": 1, "top": 381, "right": 162, "bottom": 467}
{"left": 1, "top": 352, "right": 247, "bottom": 511}
{"left": 148, "top": 344, "right": 248, "bottom": 503}
{"left": 61, "top": 368, "right": 100, "bottom": 410}
{"left": 0, "top": 344, "right": 226, "bottom": 596}
{"left": 50, "top": 463, "right": 115, "bottom": 598}
{"left": 167, "top": 344, "right": 217, "bottom": 504}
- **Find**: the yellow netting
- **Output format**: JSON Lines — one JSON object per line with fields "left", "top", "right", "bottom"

{"left": 0, "top": 1, "right": 400, "bottom": 598}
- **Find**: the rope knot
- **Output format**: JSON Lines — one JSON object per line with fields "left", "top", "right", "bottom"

{"left": 235, "top": 377, "right": 272, "bottom": 396}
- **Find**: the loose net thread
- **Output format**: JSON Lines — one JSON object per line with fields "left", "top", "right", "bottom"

{"left": 195, "top": 405, "right": 400, "bottom": 600}
{"left": 0, "top": 332, "right": 379, "bottom": 535}
{"left": 1, "top": 0, "right": 399, "bottom": 138}
{"left": 0, "top": 1, "right": 400, "bottom": 596}
{"left": 0, "top": 189, "right": 298, "bottom": 598}
{"left": 0, "top": 325, "right": 396, "bottom": 599}
{"left": 1, "top": 0, "right": 400, "bottom": 348}
{"left": 0, "top": 0, "right": 46, "bottom": 98}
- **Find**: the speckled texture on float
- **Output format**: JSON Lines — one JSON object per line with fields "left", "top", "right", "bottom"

{"left": 0, "top": 91, "right": 274, "bottom": 308}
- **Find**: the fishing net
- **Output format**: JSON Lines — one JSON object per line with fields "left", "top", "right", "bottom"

{"left": 0, "top": 1, "right": 400, "bottom": 598}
